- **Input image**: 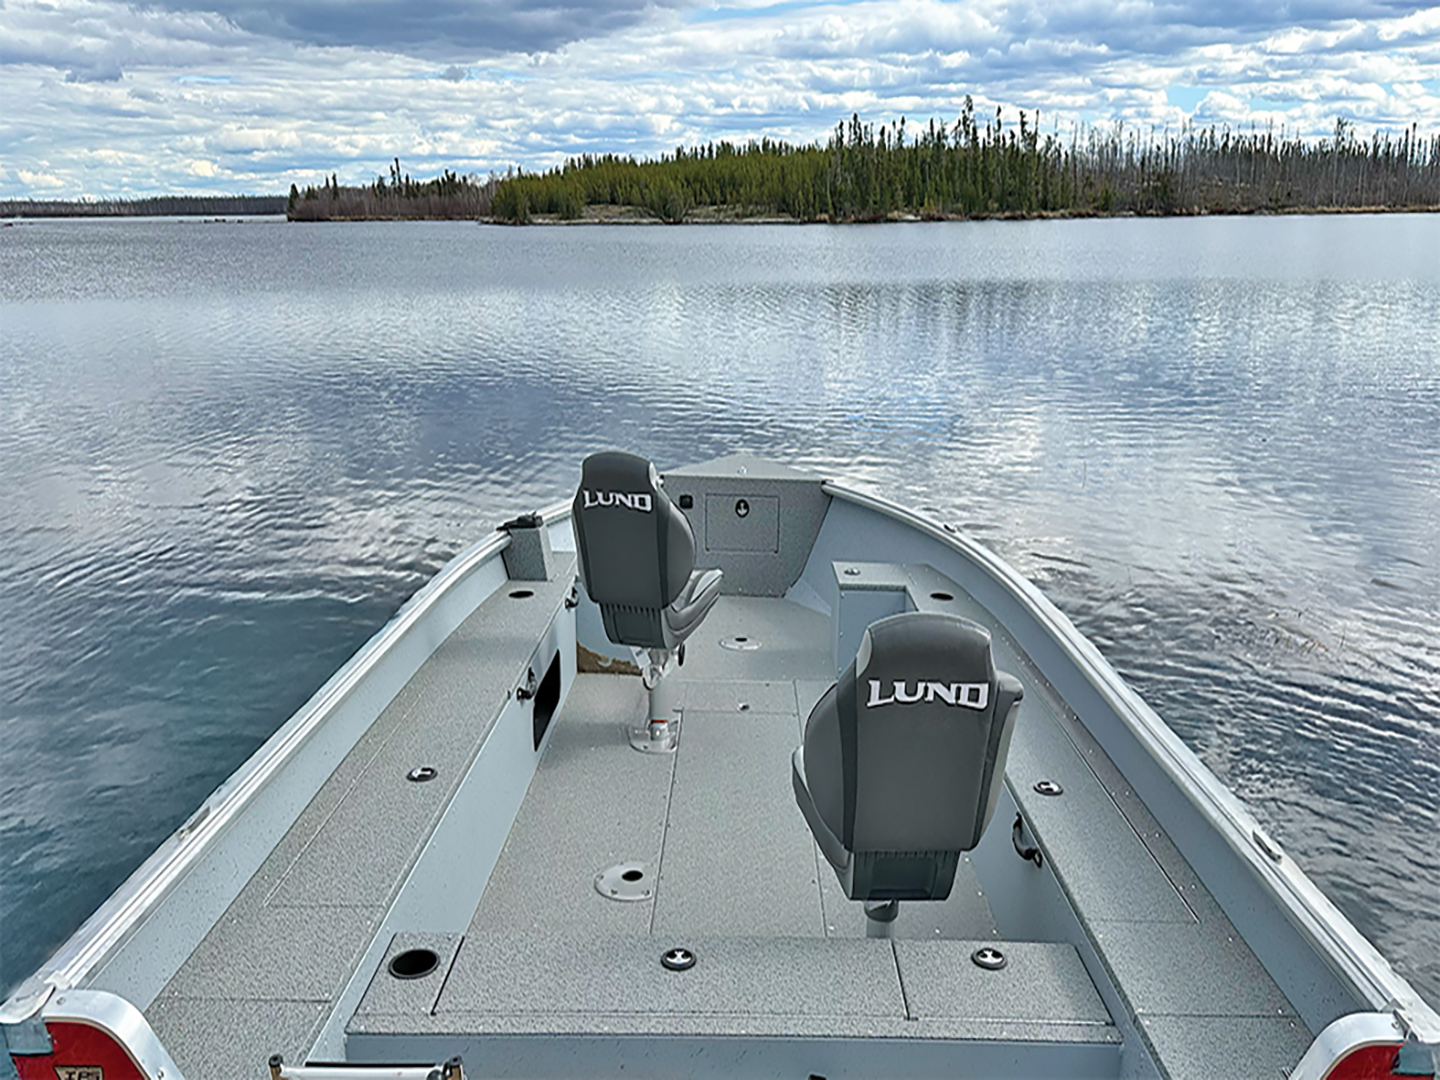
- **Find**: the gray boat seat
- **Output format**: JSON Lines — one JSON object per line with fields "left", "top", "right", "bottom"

{"left": 792, "top": 612, "right": 1024, "bottom": 901}
{"left": 572, "top": 451, "right": 723, "bottom": 651}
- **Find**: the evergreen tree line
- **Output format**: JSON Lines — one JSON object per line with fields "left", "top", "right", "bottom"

{"left": 286, "top": 160, "right": 500, "bottom": 220}
{"left": 491, "top": 103, "right": 1440, "bottom": 223}
{"left": 1, "top": 195, "right": 285, "bottom": 218}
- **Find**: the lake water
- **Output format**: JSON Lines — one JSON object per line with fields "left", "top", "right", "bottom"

{"left": 1, "top": 215, "right": 1437, "bottom": 1010}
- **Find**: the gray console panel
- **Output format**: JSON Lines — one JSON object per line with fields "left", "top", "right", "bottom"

{"left": 663, "top": 455, "right": 830, "bottom": 597}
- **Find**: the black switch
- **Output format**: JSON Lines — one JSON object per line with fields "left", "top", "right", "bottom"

{"left": 678, "top": 494, "right": 693, "bottom": 509}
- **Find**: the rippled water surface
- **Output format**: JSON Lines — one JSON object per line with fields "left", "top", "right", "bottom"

{"left": 2, "top": 215, "right": 1437, "bottom": 1007}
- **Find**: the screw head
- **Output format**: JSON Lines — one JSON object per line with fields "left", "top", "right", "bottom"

{"left": 1034, "top": 779, "right": 1063, "bottom": 796}
{"left": 972, "top": 947, "right": 1007, "bottom": 970}
{"left": 661, "top": 947, "right": 696, "bottom": 971}
{"left": 407, "top": 766, "right": 438, "bottom": 783}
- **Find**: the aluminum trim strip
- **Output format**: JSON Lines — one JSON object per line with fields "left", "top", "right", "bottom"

{"left": 535, "top": 498, "right": 573, "bottom": 524}
{"left": 821, "top": 479, "right": 1440, "bottom": 1046}
{"left": 1, "top": 532, "right": 513, "bottom": 1020}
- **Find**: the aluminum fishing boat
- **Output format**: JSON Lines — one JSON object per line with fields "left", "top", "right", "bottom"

{"left": 3, "top": 452, "right": 1437, "bottom": 1080}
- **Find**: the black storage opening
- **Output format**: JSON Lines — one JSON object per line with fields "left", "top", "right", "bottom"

{"left": 533, "top": 652, "right": 562, "bottom": 749}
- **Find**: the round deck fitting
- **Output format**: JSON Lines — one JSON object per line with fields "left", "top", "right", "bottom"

{"left": 389, "top": 948, "right": 440, "bottom": 980}
{"left": 407, "top": 766, "right": 438, "bottom": 783}
{"left": 719, "top": 636, "right": 761, "bottom": 651}
{"left": 595, "top": 862, "right": 655, "bottom": 901}
{"left": 971, "top": 947, "right": 1007, "bottom": 971}
{"left": 1034, "top": 780, "right": 1064, "bottom": 796}
{"left": 662, "top": 947, "right": 696, "bottom": 971}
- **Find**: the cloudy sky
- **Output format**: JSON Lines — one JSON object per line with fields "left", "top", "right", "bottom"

{"left": 2, "top": 0, "right": 1439, "bottom": 197}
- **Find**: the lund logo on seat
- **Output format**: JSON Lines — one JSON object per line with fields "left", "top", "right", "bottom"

{"left": 866, "top": 680, "right": 989, "bottom": 710}
{"left": 583, "top": 490, "right": 653, "bottom": 512}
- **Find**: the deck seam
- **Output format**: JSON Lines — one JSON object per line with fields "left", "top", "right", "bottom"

{"left": 890, "top": 940, "right": 914, "bottom": 1021}
{"left": 258, "top": 723, "right": 402, "bottom": 908}
{"left": 648, "top": 724, "right": 682, "bottom": 937}
{"left": 429, "top": 940, "right": 463, "bottom": 1018}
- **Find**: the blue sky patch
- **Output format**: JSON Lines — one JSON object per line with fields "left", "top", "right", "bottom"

{"left": 1166, "top": 86, "right": 1209, "bottom": 112}
{"left": 689, "top": 0, "right": 863, "bottom": 22}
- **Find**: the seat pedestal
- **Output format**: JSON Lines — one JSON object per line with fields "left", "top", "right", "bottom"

{"left": 627, "top": 648, "right": 681, "bottom": 753}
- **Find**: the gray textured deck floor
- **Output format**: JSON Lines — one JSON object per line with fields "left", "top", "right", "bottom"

{"left": 348, "top": 600, "right": 1120, "bottom": 1074}
{"left": 390, "top": 590, "right": 1309, "bottom": 1078}
{"left": 137, "top": 577, "right": 1312, "bottom": 1079}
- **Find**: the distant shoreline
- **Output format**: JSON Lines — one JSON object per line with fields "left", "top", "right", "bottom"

{"left": 474, "top": 202, "right": 1440, "bottom": 226}
{"left": 279, "top": 202, "right": 1440, "bottom": 224}
{"left": 6, "top": 203, "right": 1436, "bottom": 225}
{"left": 1, "top": 215, "right": 284, "bottom": 223}
{"left": 0, "top": 196, "right": 285, "bottom": 219}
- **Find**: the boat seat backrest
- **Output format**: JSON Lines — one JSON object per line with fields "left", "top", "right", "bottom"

{"left": 792, "top": 611, "right": 1024, "bottom": 902}
{"left": 572, "top": 450, "right": 720, "bottom": 650}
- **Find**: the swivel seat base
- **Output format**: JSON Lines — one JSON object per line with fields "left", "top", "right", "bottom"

{"left": 626, "top": 647, "right": 681, "bottom": 754}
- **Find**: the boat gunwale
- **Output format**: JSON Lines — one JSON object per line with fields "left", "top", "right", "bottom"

{"left": 820, "top": 478, "right": 1440, "bottom": 1046}
{"left": 0, "top": 508, "right": 568, "bottom": 1023}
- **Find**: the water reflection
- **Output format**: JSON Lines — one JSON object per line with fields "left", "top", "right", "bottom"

{"left": 1, "top": 216, "right": 1437, "bottom": 1007}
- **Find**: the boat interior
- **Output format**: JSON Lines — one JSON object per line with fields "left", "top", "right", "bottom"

{"left": 8, "top": 453, "right": 1437, "bottom": 1080}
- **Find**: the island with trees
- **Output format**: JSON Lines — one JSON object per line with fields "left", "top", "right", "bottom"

{"left": 287, "top": 104, "right": 1440, "bottom": 224}
{"left": 487, "top": 107, "right": 1440, "bottom": 223}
